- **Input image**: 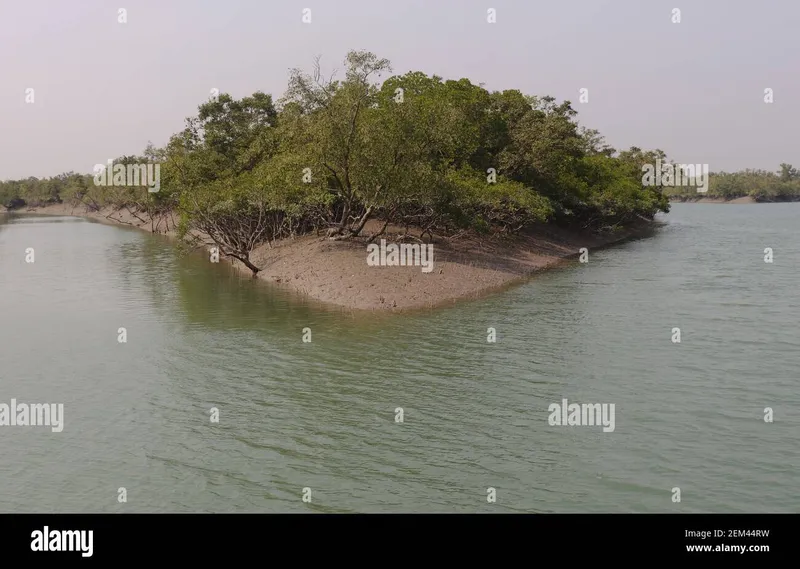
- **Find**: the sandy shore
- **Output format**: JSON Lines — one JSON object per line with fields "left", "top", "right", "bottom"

{"left": 671, "top": 196, "right": 756, "bottom": 204}
{"left": 4, "top": 202, "right": 658, "bottom": 312}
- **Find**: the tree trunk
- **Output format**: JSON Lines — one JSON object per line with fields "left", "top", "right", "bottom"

{"left": 350, "top": 205, "right": 373, "bottom": 237}
{"left": 228, "top": 253, "right": 261, "bottom": 276}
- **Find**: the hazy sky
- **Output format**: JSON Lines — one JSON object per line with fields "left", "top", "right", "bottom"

{"left": 1, "top": 0, "right": 797, "bottom": 181}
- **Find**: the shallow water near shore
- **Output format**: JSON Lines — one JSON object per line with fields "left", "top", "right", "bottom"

{"left": 0, "top": 204, "right": 798, "bottom": 513}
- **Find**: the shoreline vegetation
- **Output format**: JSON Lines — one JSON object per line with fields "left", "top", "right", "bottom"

{"left": 4, "top": 50, "right": 793, "bottom": 311}
{"left": 664, "top": 164, "right": 800, "bottom": 203}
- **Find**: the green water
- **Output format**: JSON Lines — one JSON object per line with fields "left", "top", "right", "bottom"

{"left": 0, "top": 204, "right": 797, "bottom": 512}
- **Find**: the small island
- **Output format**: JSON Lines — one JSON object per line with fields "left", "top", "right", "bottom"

{"left": 7, "top": 50, "right": 792, "bottom": 311}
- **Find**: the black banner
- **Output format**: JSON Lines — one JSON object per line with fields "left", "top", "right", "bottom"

{"left": 0, "top": 514, "right": 790, "bottom": 561}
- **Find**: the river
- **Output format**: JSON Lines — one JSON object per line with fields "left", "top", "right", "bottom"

{"left": 0, "top": 203, "right": 797, "bottom": 512}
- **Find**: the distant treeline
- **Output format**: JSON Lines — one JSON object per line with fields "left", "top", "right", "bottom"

{"left": 0, "top": 50, "right": 698, "bottom": 272}
{"left": 666, "top": 165, "right": 800, "bottom": 202}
